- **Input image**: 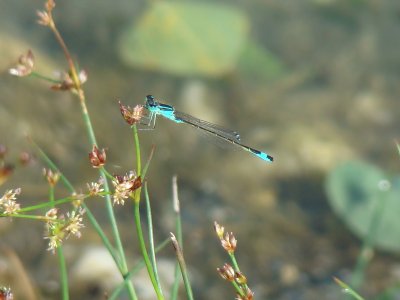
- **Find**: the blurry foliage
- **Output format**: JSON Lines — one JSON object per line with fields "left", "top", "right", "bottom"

{"left": 237, "top": 40, "right": 286, "bottom": 83}
{"left": 326, "top": 161, "right": 400, "bottom": 252}
{"left": 118, "top": 2, "right": 249, "bottom": 77}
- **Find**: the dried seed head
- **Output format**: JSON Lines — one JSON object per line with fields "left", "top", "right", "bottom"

{"left": 112, "top": 171, "right": 141, "bottom": 205}
{"left": 50, "top": 70, "right": 87, "bottom": 91}
{"left": 9, "top": 50, "right": 35, "bottom": 77}
{"left": 2, "top": 200, "right": 21, "bottom": 215}
{"left": 78, "top": 69, "right": 88, "bottom": 85}
{"left": 119, "top": 101, "right": 145, "bottom": 125}
{"left": 43, "top": 168, "right": 60, "bottom": 186}
{"left": 214, "top": 221, "right": 225, "bottom": 239}
{"left": 217, "top": 263, "right": 235, "bottom": 282}
{"left": 89, "top": 145, "right": 106, "bottom": 168}
{"left": 37, "top": 0, "right": 55, "bottom": 26}
{"left": 0, "top": 188, "right": 22, "bottom": 214}
{"left": 45, "top": 208, "right": 58, "bottom": 220}
{"left": 221, "top": 232, "right": 237, "bottom": 253}
{"left": 236, "top": 287, "right": 254, "bottom": 300}
{"left": 87, "top": 178, "right": 105, "bottom": 196}
{"left": 44, "top": 207, "right": 85, "bottom": 253}
{"left": 45, "top": 0, "right": 55, "bottom": 12}
{"left": 235, "top": 271, "right": 247, "bottom": 285}
{"left": 0, "top": 188, "right": 21, "bottom": 204}
{"left": 36, "top": 10, "right": 51, "bottom": 26}
{"left": 0, "top": 287, "right": 13, "bottom": 300}
{"left": 65, "top": 208, "right": 85, "bottom": 238}
{"left": 71, "top": 192, "right": 85, "bottom": 208}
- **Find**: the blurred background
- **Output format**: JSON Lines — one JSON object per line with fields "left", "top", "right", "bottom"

{"left": 1, "top": 0, "right": 400, "bottom": 299}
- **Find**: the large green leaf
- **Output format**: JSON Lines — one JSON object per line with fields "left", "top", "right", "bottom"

{"left": 326, "top": 161, "right": 400, "bottom": 252}
{"left": 237, "top": 41, "right": 286, "bottom": 82}
{"left": 118, "top": 2, "right": 249, "bottom": 77}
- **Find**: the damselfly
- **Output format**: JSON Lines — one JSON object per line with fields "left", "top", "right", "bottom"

{"left": 144, "top": 95, "right": 273, "bottom": 162}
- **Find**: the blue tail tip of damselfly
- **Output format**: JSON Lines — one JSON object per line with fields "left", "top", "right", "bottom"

{"left": 250, "top": 148, "right": 274, "bottom": 162}
{"left": 262, "top": 153, "right": 274, "bottom": 162}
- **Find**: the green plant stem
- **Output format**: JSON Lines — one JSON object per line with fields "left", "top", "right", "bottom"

{"left": 45, "top": 11, "right": 139, "bottom": 298}
{"left": 29, "top": 139, "right": 74, "bottom": 191}
{"left": 57, "top": 246, "right": 69, "bottom": 300}
{"left": 131, "top": 123, "right": 165, "bottom": 299}
{"left": 334, "top": 277, "right": 365, "bottom": 300}
{"left": 229, "top": 252, "right": 240, "bottom": 272}
{"left": 142, "top": 145, "right": 155, "bottom": 179}
{"left": 77, "top": 93, "right": 137, "bottom": 299}
{"left": 171, "top": 263, "right": 180, "bottom": 300}
{"left": 134, "top": 200, "right": 164, "bottom": 300}
{"left": 17, "top": 194, "right": 92, "bottom": 213}
{"left": 231, "top": 280, "right": 245, "bottom": 297}
{"left": 30, "top": 138, "right": 132, "bottom": 293}
{"left": 100, "top": 167, "right": 115, "bottom": 180}
{"left": 109, "top": 238, "right": 170, "bottom": 300}
{"left": 48, "top": 20, "right": 81, "bottom": 90}
{"left": 170, "top": 233, "right": 194, "bottom": 300}
{"left": 49, "top": 186, "right": 69, "bottom": 300}
{"left": 84, "top": 207, "right": 121, "bottom": 270}
{"left": 132, "top": 125, "right": 141, "bottom": 177}
{"left": 30, "top": 71, "right": 61, "bottom": 83}
{"left": 228, "top": 253, "right": 247, "bottom": 296}
{"left": 171, "top": 175, "right": 182, "bottom": 300}
{"left": 144, "top": 183, "right": 164, "bottom": 295}
{"left": 0, "top": 213, "right": 54, "bottom": 220}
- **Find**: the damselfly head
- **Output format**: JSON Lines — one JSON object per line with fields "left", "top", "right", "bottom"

{"left": 145, "top": 95, "right": 157, "bottom": 107}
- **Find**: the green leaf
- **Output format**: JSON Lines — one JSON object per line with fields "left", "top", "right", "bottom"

{"left": 237, "top": 41, "right": 286, "bottom": 82}
{"left": 326, "top": 161, "right": 400, "bottom": 252}
{"left": 118, "top": 2, "right": 249, "bottom": 77}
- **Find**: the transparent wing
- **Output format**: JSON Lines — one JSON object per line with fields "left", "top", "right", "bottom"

{"left": 174, "top": 110, "right": 241, "bottom": 142}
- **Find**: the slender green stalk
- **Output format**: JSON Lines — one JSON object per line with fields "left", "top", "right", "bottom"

{"left": 171, "top": 176, "right": 183, "bottom": 245}
{"left": 134, "top": 200, "right": 164, "bottom": 299}
{"left": 38, "top": 6, "right": 138, "bottom": 298}
{"left": 227, "top": 253, "right": 247, "bottom": 296}
{"left": 142, "top": 145, "right": 156, "bottom": 180}
{"left": 132, "top": 125, "right": 141, "bottom": 177}
{"left": 131, "top": 124, "right": 143, "bottom": 207}
{"left": 334, "top": 277, "right": 365, "bottom": 300}
{"left": 77, "top": 82, "right": 137, "bottom": 299}
{"left": 0, "top": 213, "right": 51, "bottom": 220}
{"left": 229, "top": 252, "right": 240, "bottom": 271}
{"left": 57, "top": 245, "right": 69, "bottom": 300}
{"left": 131, "top": 122, "right": 163, "bottom": 298}
{"left": 27, "top": 141, "right": 123, "bottom": 267}
{"left": 49, "top": 186, "right": 69, "bottom": 300}
{"left": 171, "top": 263, "right": 180, "bottom": 300}
{"left": 30, "top": 71, "right": 61, "bottom": 84}
{"left": 171, "top": 175, "right": 182, "bottom": 300}
{"left": 84, "top": 207, "right": 121, "bottom": 270}
{"left": 30, "top": 139, "right": 134, "bottom": 296}
{"left": 109, "top": 238, "right": 170, "bottom": 300}
{"left": 29, "top": 139, "right": 74, "bottom": 192}
{"left": 170, "top": 233, "right": 194, "bottom": 300}
{"left": 100, "top": 167, "right": 115, "bottom": 181}
{"left": 231, "top": 280, "right": 245, "bottom": 296}
{"left": 17, "top": 195, "right": 88, "bottom": 213}
{"left": 144, "top": 183, "right": 164, "bottom": 294}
